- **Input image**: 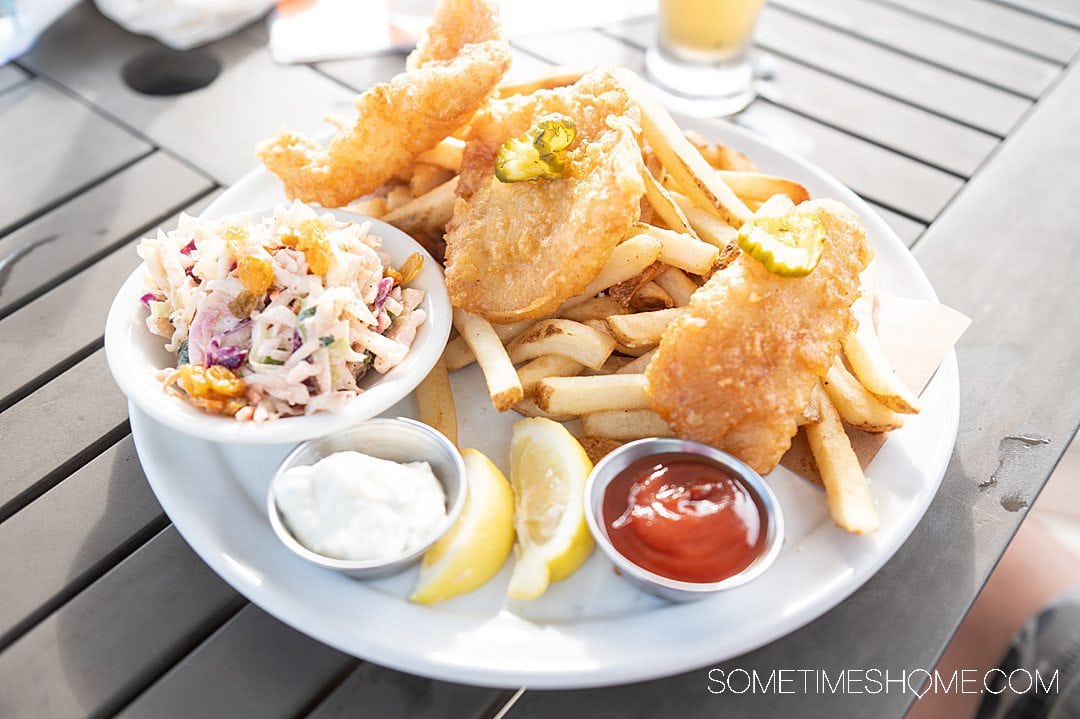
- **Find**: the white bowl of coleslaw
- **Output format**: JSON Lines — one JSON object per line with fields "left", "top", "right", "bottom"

{"left": 105, "top": 202, "right": 452, "bottom": 445}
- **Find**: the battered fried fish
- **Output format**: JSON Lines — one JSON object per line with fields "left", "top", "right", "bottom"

{"left": 256, "top": 0, "right": 509, "bottom": 208}
{"left": 444, "top": 70, "right": 646, "bottom": 323}
{"left": 646, "top": 199, "right": 873, "bottom": 474}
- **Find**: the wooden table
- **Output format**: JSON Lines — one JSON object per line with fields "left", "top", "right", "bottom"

{"left": 1, "top": 2, "right": 1078, "bottom": 716}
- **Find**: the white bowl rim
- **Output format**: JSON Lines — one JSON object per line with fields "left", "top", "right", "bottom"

{"left": 104, "top": 207, "right": 452, "bottom": 445}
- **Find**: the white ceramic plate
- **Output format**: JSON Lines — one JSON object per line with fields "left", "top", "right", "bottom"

{"left": 105, "top": 209, "right": 452, "bottom": 444}
{"left": 129, "top": 117, "right": 959, "bottom": 689}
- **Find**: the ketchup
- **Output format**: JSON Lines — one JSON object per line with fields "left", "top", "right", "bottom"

{"left": 602, "top": 453, "right": 766, "bottom": 583}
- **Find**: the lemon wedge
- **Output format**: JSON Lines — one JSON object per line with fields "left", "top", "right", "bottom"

{"left": 410, "top": 448, "right": 515, "bottom": 605}
{"left": 507, "top": 418, "right": 595, "bottom": 600}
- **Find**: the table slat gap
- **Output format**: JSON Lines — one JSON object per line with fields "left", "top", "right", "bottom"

{"left": 992, "top": 0, "right": 1080, "bottom": 31}
{"left": 872, "top": 0, "right": 1080, "bottom": 64}
{"left": 769, "top": 0, "right": 1061, "bottom": 98}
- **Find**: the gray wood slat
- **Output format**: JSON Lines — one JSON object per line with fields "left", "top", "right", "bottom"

{"left": 0, "top": 526, "right": 243, "bottom": 719}
{"left": 608, "top": 12, "right": 1040, "bottom": 133}
{"left": 753, "top": 8, "right": 1031, "bottom": 136}
{"left": 314, "top": 53, "right": 407, "bottom": 93}
{"left": 305, "top": 662, "right": 502, "bottom": 719}
{"left": 736, "top": 102, "right": 963, "bottom": 221}
{"left": 0, "top": 64, "right": 26, "bottom": 94}
{"left": 754, "top": 50, "right": 998, "bottom": 177}
{"left": 0, "top": 435, "right": 163, "bottom": 647}
{"left": 770, "top": 0, "right": 1060, "bottom": 97}
{"left": 997, "top": 0, "right": 1080, "bottom": 28}
{"left": 509, "top": 47, "right": 1080, "bottom": 719}
{"left": 0, "top": 187, "right": 219, "bottom": 406}
{"left": 0, "top": 348, "right": 128, "bottom": 518}
{"left": 0, "top": 81, "right": 151, "bottom": 233}
{"left": 880, "top": 0, "right": 1080, "bottom": 63}
{"left": 0, "top": 150, "right": 213, "bottom": 317}
{"left": 117, "top": 604, "right": 353, "bottom": 719}
{"left": 604, "top": 19, "right": 999, "bottom": 177}
{"left": 512, "top": 27, "right": 645, "bottom": 71}
{"left": 864, "top": 202, "right": 924, "bottom": 248}
{"left": 21, "top": 3, "right": 356, "bottom": 185}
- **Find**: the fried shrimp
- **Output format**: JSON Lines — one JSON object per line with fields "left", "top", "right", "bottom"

{"left": 256, "top": 0, "right": 509, "bottom": 208}
{"left": 444, "top": 70, "right": 646, "bottom": 323}
{"left": 645, "top": 199, "right": 873, "bottom": 475}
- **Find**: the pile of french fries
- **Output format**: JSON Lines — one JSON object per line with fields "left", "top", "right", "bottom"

{"left": 370, "top": 67, "right": 921, "bottom": 536}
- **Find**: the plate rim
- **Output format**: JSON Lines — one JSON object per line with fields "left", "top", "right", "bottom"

{"left": 129, "top": 117, "right": 960, "bottom": 688}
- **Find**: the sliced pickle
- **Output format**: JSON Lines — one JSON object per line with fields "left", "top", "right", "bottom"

{"left": 494, "top": 114, "right": 577, "bottom": 183}
{"left": 736, "top": 211, "right": 826, "bottom": 277}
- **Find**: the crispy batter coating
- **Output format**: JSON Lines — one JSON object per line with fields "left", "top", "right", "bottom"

{"left": 646, "top": 199, "right": 873, "bottom": 474}
{"left": 256, "top": 0, "right": 509, "bottom": 208}
{"left": 444, "top": 71, "right": 646, "bottom": 323}
{"left": 456, "top": 70, "right": 639, "bottom": 198}
{"left": 407, "top": 0, "right": 503, "bottom": 68}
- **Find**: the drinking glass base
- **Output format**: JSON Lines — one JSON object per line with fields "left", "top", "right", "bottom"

{"left": 645, "top": 46, "right": 756, "bottom": 118}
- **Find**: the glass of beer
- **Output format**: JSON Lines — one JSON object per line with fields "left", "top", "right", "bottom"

{"left": 646, "top": 0, "right": 766, "bottom": 116}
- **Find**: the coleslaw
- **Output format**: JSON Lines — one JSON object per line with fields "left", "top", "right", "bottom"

{"left": 137, "top": 201, "right": 427, "bottom": 421}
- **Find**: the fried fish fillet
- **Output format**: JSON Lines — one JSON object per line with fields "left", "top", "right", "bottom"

{"left": 444, "top": 70, "right": 646, "bottom": 323}
{"left": 256, "top": 0, "right": 509, "bottom": 208}
{"left": 646, "top": 199, "right": 873, "bottom": 474}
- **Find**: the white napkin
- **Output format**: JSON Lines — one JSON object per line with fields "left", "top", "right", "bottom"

{"left": 95, "top": 0, "right": 276, "bottom": 50}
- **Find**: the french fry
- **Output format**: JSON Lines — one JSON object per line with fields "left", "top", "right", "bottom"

{"left": 559, "top": 296, "right": 628, "bottom": 322}
{"left": 512, "top": 398, "right": 577, "bottom": 422}
{"left": 608, "top": 262, "right": 665, "bottom": 307}
{"left": 506, "top": 319, "right": 616, "bottom": 369}
{"left": 347, "top": 196, "right": 388, "bottom": 219}
{"left": 716, "top": 170, "right": 810, "bottom": 205}
{"left": 822, "top": 357, "right": 904, "bottom": 433}
{"left": 685, "top": 130, "right": 760, "bottom": 172}
{"left": 498, "top": 66, "right": 590, "bottom": 97}
{"left": 654, "top": 267, "right": 699, "bottom": 306}
{"left": 805, "top": 384, "right": 880, "bottom": 534}
{"left": 383, "top": 176, "right": 459, "bottom": 236}
{"left": 616, "top": 347, "right": 657, "bottom": 374}
{"left": 559, "top": 233, "right": 662, "bottom": 310}
{"left": 585, "top": 354, "right": 634, "bottom": 375}
{"left": 516, "top": 354, "right": 585, "bottom": 397}
{"left": 615, "top": 68, "right": 751, "bottom": 227}
{"left": 452, "top": 308, "right": 523, "bottom": 412}
{"left": 669, "top": 190, "right": 737, "bottom": 246}
{"left": 582, "top": 409, "right": 674, "bottom": 440}
{"left": 842, "top": 262, "right": 921, "bottom": 414}
{"left": 637, "top": 224, "right": 720, "bottom": 275}
{"left": 443, "top": 335, "right": 476, "bottom": 372}
{"left": 492, "top": 319, "right": 538, "bottom": 343}
{"left": 583, "top": 319, "right": 654, "bottom": 357}
{"left": 642, "top": 166, "right": 696, "bottom": 237}
{"left": 535, "top": 374, "right": 652, "bottom": 415}
{"left": 606, "top": 307, "right": 688, "bottom": 349}
{"left": 385, "top": 184, "right": 414, "bottom": 211}
{"left": 409, "top": 162, "right": 456, "bottom": 197}
{"left": 415, "top": 358, "right": 458, "bottom": 445}
{"left": 415, "top": 137, "right": 465, "bottom": 172}
{"left": 798, "top": 402, "right": 820, "bottom": 426}
{"left": 629, "top": 281, "right": 674, "bottom": 311}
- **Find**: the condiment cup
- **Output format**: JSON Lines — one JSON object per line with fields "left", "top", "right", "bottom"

{"left": 585, "top": 438, "right": 785, "bottom": 602}
{"left": 267, "top": 417, "right": 467, "bottom": 579}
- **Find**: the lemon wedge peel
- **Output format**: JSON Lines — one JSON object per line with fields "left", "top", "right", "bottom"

{"left": 507, "top": 417, "right": 595, "bottom": 601}
{"left": 410, "top": 448, "right": 515, "bottom": 605}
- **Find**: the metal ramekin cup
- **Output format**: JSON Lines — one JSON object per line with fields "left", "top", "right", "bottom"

{"left": 267, "top": 417, "right": 467, "bottom": 579}
{"left": 585, "top": 438, "right": 785, "bottom": 602}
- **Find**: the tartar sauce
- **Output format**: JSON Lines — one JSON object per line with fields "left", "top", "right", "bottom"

{"left": 274, "top": 451, "right": 447, "bottom": 561}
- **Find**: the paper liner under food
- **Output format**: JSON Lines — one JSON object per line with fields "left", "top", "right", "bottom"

{"left": 780, "top": 293, "right": 971, "bottom": 485}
